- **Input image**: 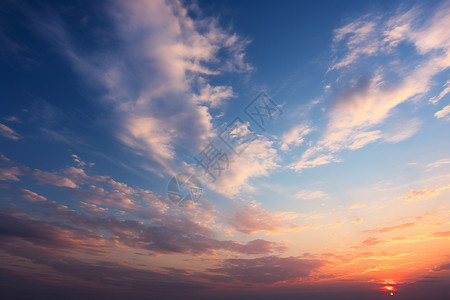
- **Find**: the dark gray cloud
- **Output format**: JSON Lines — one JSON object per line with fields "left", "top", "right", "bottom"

{"left": 205, "top": 256, "right": 324, "bottom": 284}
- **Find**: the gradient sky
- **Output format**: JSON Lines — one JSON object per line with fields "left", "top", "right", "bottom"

{"left": 1, "top": 0, "right": 450, "bottom": 299}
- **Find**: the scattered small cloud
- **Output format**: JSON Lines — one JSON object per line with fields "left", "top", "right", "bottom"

{"left": 295, "top": 189, "right": 328, "bottom": 200}
{"left": 352, "top": 217, "right": 363, "bottom": 224}
{"left": 397, "top": 185, "right": 450, "bottom": 201}
{"left": 350, "top": 203, "right": 366, "bottom": 209}
{"left": 280, "top": 124, "right": 312, "bottom": 151}
{"left": 20, "top": 188, "right": 47, "bottom": 202}
{"left": 429, "top": 80, "right": 450, "bottom": 104}
{"left": 0, "top": 123, "right": 20, "bottom": 140}
{"left": 434, "top": 105, "right": 450, "bottom": 119}
{"left": 426, "top": 158, "right": 450, "bottom": 170}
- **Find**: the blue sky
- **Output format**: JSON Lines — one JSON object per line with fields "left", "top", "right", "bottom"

{"left": 1, "top": 0, "right": 450, "bottom": 299}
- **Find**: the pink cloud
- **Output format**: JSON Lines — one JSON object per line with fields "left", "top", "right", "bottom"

{"left": 226, "top": 202, "right": 301, "bottom": 235}
{"left": 0, "top": 123, "right": 20, "bottom": 140}
{"left": 32, "top": 169, "right": 78, "bottom": 188}
{"left": 20, "top": 189, "right": 47, "bottom": 202}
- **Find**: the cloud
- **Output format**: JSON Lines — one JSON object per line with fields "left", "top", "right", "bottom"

{"left": 31, "top": 0, "right": 251, "bottom": 175}
{"left": 0, "top": 166, "right": 21, "bottom": 181}
{"left": 0, "top": 154, "right": 288, "bottom": 257}
{"left": 397, "top": 185, "right": 450, "bottom": 201}
{"left": 208, "top": 136, "right": 280, "bottom": 196}
{"left": 291, "top": 2, "right": 450, "bottom": 172}
{"left": 432, "top": 231, "right": 450, "bottom": 238}
{"left": 427, "top": 158, "right": 450, "bottom": 169}
{"left": 32, "top": 169, "right": 78, "bottom": 188}
{"left": 363, "top": 237, "right": 382, "bottom": 246}
{"left": 378, "top": 222, "right": 416, "bottom": 233}
{"left": 193, "top": 83, "right": 235, "bottom": 108}
{"left": 63, "top": 167, "right": 107, "bottom": 185}
{"left": 349, "top": 203, "right": 366, "bottom": 209}
{"left": 433, "top": 263, "right": 450, "bottom": 272}
{"left": 226, "top": 202, "right": 300, "bottom": 235}
{"left": 206, "top": 256, "right": 324, "bottom": 284}
{"left": 329, "top": 19, "right": 381, "bottom": 71}
{"left": 434, "top": 105, "right": 450, "bottom": 119}
{"left": 0, "top": 198, "right": 285, "bottom": 260}
{"left": 289, "top": 146, "right": 341, "bottom": 172}
{"left": 295, "top": 190, "right": 328, "bottom": 200}
{"left": 79, "top": 201, "right": 108, "bottom": 213}
{"left": 20, "top": 189, "right": 47, "bottom": 202}
{"left": 352, "top": 217, "right": 363, "bottom": 224}
{"left": 0, "top": 123, "right": 20, "bottom": 140}
{"left": 280, "top": 124, "right": 312, "bottom": 151}
{"left": 382, "top": 118, "right": 421, "bottom": 143}
{"left": 429, "top": 80, "right": 450, "bottom": 104}
{"left": 0, "top": 212, "right": 98, "bottom": 250}
{"left": 0, "top": 240, "right": 207, "bottom": 298}
{"left": 0, "top": 154, "right": 22, "bottom": 181}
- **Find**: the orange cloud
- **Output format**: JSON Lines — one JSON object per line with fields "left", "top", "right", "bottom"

{"left": 432, "top": 231, "right": 450, "bottom": 237}
{"left": 352, "top": 217, "right": 363, "bottom": 224}
{"left": 350, "top": 203, "right": 366, "bottom": 209}
{"left": 397, "top": 185, "right": 450, "bottom": 201}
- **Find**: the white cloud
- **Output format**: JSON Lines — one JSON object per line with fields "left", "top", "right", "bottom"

{"left": 289, "top": 146, "right": 341, "bottom": 172}
{"left": 329, "top": 19, "right": 381, "bottom": 71}
{"left": 193, "top": 83, "right": 235, "bottom": 108}
{"left": 429, "top": 80, "right": 450, "bottom": 104}
{"left": 291, "top": 2, "right": 450, "bottom": 172}
{"left": 427, "top": 158, "right": 450, "bottom": 170}
{"left": 209, "top": 136, "right": 280, "bottom": 197}
{"left": 435, "top": 105, "right": 450, "bottom": 119}
{"left": 32, "top": 0, "right": 251, "bottom": 175}
{"left": 280, "top": 124, "right": 312, "bottom": 151}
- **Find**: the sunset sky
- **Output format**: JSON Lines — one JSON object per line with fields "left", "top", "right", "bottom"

{"left": 1, "top": 0, "right": 450, "bottom": 299}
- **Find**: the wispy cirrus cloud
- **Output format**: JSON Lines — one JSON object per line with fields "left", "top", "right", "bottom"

{"left": 295, "top": 189, "right": 328, "bottom": 200}
{"left": 280, "top": 124, "right": 312, "bottom": 151}
{"left": 291, "top": 1, "right": 450, "bottom": 172}
{"left": 427, "top": 158, "right": 450, "bottom": 170}
{"left": 31, "top": 0, "right": 252, "bottom": 175}
{"left": 0, "top": 123, "right": 20, "bottom": 140}
{"left": 429, "top": 80, "right": 450, "bottom": 104}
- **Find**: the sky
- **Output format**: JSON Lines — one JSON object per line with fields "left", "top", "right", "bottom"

{"left": 1, "top": 0, "right": 450, "bottom": 299}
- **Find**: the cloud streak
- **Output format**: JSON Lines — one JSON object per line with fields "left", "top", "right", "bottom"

{"left": 291, "top": 1, "right": 450, "bottom": 172}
